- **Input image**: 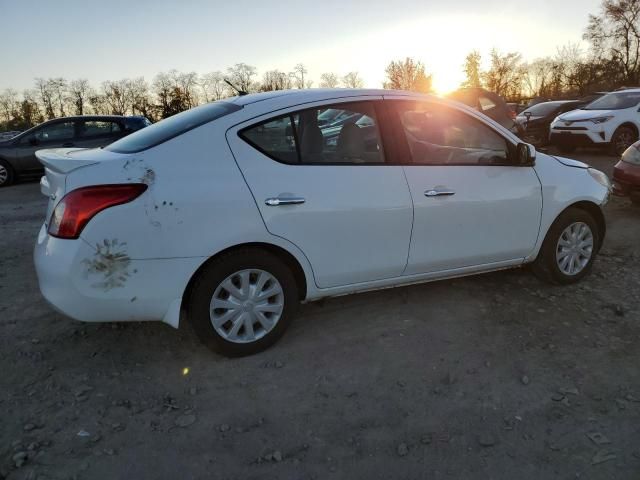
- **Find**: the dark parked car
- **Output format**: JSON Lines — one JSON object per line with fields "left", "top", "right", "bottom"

{"left": 0, "top": 115, "right": 151, "bottom": 187}
{"left": 516, "top": 100, "right": 584, "bottom": 147}
{"left": 613, "top": 140, "right": 640, "bottom": 203}
{"left": 447, "top": 88, "right": 522, "bottom": 135}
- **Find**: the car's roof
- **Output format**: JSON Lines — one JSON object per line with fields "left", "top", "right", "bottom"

{"left": 532, "top": 100, "right": 580, "bottom": 106}
{"left": 44, "top": 114, "right": 142, "bottom": 121}
{"left": 610, "top": 88, "right": 640, "bottom": 93}
{"left": 228, "top": 88, "right": 430, "bottom": 106}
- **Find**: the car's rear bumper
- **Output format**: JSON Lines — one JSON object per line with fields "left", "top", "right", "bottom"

{"left": 612, "top": 160, "right": 640, "bottom": 197}
{"left": 33, "top": 224, "right": 203, "bottom": 327}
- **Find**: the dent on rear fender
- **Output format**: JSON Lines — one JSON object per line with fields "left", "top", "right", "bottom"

{"left": 82, "top": 239, "right": 134, "bottom": 290}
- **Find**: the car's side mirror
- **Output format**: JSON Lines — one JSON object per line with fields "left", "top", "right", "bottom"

{"left": 516, "top": 142, "right": 536, "bottom": 166}
{"left": 29, "top": 137, "right": 39, "bottom": 146}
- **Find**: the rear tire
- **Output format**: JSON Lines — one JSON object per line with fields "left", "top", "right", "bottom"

{"left": 0, "top": 159, "right": 14, "bottom": 187}
{"left": 531, "top": 208, "right": 600, "bottom": 285}
{"left": 187, "top": 248, "right": 299, "bottom": 357}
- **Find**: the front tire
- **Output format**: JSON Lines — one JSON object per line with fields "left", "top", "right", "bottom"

{"left": 187, "top": 248, "right": 299, "bottom": 357}
{"left": 611, "top": 126, "right": 637, "bottom": 156}
{"left": 0, "top": 159, "right": 14, "bottom": 187}
{"left": 532, "top": 208, "right": 600, "bottom": 285}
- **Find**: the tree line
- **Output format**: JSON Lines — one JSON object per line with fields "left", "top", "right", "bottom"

{"left": 0, "top": 64, "right": 367, "bottom": 131}
{"left": 1, "top": 0, "right": 638, "bottom": 131}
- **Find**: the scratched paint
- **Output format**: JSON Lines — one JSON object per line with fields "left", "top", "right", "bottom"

{"left": 82, "top": 239, "right": 132, "bottom": 290}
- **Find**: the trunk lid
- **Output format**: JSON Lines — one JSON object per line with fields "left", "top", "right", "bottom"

{"left": 36, "top": 147, "right": 127, "bottom": 223}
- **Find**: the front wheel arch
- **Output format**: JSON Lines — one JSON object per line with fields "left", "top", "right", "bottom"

{"left": 563, "top": 201, "right": 606, "bottom": 252}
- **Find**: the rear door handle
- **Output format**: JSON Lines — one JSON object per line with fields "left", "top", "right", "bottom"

{"left": 62, "top": 142, "right": 74, "bottom": 147}
{"left": 265, "top": 196, "right": 306, "bottom": 206}
{"left": 424, "top": 188, "right": 455, "bottom": 197}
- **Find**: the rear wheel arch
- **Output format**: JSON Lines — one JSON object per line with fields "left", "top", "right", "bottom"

{"left": 180, "top": 242, "right": 308, "bottom": 322}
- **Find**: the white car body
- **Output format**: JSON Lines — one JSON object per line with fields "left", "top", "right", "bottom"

{"left": 34, "top": 89, "right": 609, "bottom": 329}
{"left": 549, "top": 89, "right": 640, "bottom": 149}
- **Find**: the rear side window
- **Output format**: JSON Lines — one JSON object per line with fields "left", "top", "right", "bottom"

{"left": 106, "top": 102, "right": 242, "bottom": 153}
{"left": 79, "top": 120, "right": 122, "bottom": 138}
{"left": 240, "top": 102, "right": 385, "bottom": 164}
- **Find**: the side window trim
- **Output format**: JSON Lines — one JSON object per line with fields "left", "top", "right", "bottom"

{"left": 384, "top": 99, "right": 519, "bottom": 167}
{"left": 238, "top": 100, "right": 390, "bottom": 166}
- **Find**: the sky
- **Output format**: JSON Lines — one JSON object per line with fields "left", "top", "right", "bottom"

{"left": 0, "top": 0, "right": 602, "bottom": 94}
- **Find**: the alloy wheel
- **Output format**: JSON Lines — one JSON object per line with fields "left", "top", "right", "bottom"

{"left": 556, "top": 222, "right": 594, "bottom": 276}
{"left": 209, "top": 269, "right": 284, "bottom": 343}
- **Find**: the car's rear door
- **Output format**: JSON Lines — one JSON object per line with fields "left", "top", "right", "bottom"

{"left": 226, "top": 97, "right": 413, "bottom": 289}
{"left": 384, "top": 97, "right": 542, "bottom": 274}
{"left": 14, "top": 120, "right": 77, "bottom": 173}
{"left": 75, "top": 119, "right": 125, "bottom": 148}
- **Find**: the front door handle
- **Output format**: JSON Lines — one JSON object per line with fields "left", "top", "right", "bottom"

{"left": 424, "top": 188, "right": 455, "bottom": 197}
{"left": 265, "top": 196, "right": 306, "bottom": 206}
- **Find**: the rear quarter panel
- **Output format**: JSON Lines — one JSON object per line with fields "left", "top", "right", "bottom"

{"left": 64, "top": 119, "right": 316, "bottom": 303}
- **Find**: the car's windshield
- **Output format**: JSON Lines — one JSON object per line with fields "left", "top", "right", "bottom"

{"left": 583, "top": 92, "right": 640, "bottom": 110}
{"left": 106, "top": 102, "right": 242, "bottom": 153}
{"left": 522, "top": 102, "right": 565, "bottom": 117}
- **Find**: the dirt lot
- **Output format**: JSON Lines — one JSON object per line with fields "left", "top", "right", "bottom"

{"left": 1, "top": 149, "right": 639, "bottom": 480}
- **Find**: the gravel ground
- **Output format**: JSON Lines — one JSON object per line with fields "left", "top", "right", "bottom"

{"left": 1, "top": 149, "right": 639, "bottom": 480}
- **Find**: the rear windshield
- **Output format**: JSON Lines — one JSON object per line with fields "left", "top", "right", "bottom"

{"left": 522, "top": 102, "right": 564, "bottom": 117}
{"left": 106, "top": 102, "right": 242, "bottom": 153}
{"left": 584, "top": 92, "right": 640, "bottom": 110}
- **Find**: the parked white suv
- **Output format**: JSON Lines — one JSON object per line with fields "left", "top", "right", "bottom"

{"left": 549, "top": 89, "right": 640, "bottom": 155}
{"left": 34, "top": 89, "right": 610, "bottom": 356}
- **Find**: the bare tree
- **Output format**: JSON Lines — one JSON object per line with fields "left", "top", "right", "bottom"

{"left": 88, "top": 93, "right": 109, "bottom": 115}
{"left": 523, "top": 58, "right": 556, "bottom": 98}
{"left": 0, "top": 89, "right": 18, "bottom": 125}
{"left": 319, "top": 72, "right": 340, "bottom": 88}
{"left": 173, "top": 70, "right": 199, "bottom": 108}
{"left": 261, "top": 70, "right": 292, "bottom": 91}
{"left": 483, "top": 50, "right": 526, "bottom": 99}
{"left": 342, "top": 71, "right": 364, "bottom": 88}
{"left": 200, "top": 71, "right": 228, "bottom": 101}
{"left": 461, "top": 51, "right": 482, "bottom": 88}
{"left": 19, "top": 89, "right": 42, "bottom": 128}
{"left": 384, "top": 58, "right": 432, "bottom": 92}
{"left": 226, "top": 63, "right": 257, "bottom": 92}
{"left": 129, "top": 77, "right": 153, "bottom": 118}
{"left": 290, "top": 63, "right": 308, "bottom": 89}
{"left": 35, "top": 78, "right": 55, "bottom": 119}
{"left": 69, "top": 79, "right": 91, "bottom": 115}
{"left": 48, "top": 78, "right": 68, "bottom": 117}
{"left": 585, "top": 0, "right": 640, "bottom": 84}
{"left": 102, "top": 79, "right": 135, "bottom": 116}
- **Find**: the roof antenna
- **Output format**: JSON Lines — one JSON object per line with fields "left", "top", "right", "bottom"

{"left": 224, "top": 79, "right": 248, "bottom": 96}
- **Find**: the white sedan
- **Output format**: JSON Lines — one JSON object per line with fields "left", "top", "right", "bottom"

{"left": 34, "top": 89, "right": 610, "bottom": 356}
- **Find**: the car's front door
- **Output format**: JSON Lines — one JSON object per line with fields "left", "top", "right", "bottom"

{"left": 386, "top": 98, "right": 542, "bottom": 274}
{"left": 75, "top": 119, "right": 125, "bottom": 148}
{"left": 227, "top": 98, "right": 413, "bottom": 288}
{"left": 14, "top": 120, "right": 77, "bottom": 173}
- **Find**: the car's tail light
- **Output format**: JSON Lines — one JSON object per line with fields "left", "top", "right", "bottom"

{"left": 48, "top": 184, "right": 147, "bottom": 239}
